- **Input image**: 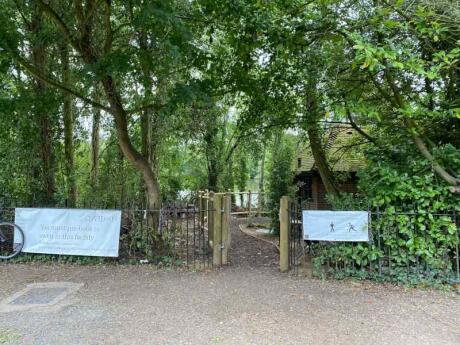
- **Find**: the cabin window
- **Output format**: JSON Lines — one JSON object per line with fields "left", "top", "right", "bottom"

{"left": 297, "top": 158, "right": 302, "bottom": 168}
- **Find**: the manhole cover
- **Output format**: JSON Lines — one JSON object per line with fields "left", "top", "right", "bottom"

{"left": 8, "top": 287, "right": 68, "bottom": 305}
{"left": 0, "top": 282, "right": 83, "bottom": 313}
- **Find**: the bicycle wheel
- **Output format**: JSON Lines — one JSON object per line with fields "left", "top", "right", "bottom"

{"left": 0, "top": 222, "right": 24, "bottom": 260}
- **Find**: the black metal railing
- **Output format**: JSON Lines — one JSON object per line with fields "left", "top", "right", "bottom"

{"left": 287, "top": 201, "right": 460, "bottom": 283}
{"left": 120, "top": 204, "right": 213, "bottom": 268}
{"left": 0, "top": 202, "right": 214, "bottom": 269}
{"left": 287, "top": 201, "right": 304, "bottom": 273}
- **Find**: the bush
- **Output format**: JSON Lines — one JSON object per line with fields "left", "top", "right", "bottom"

{"left": 314, "top": 146, "right": 460, "bottom": 285}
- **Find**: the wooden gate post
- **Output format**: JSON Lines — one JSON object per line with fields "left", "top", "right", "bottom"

{"left": 248, "top": 191, "right": 252, "bottom": 217}
{"left": 208, "top": 191, "right": 214, "bottom": 250}
{"left": 221, "top": 193, "right": 231, "bottom": 265}
{"left": 212, "top": 193, "right": 223, "bottom": 266}
{"left": 279, "top": 196, "right": 290, "bottom": 272}
{"left": 199, "top": 191, "right": 205, "bottom": 229}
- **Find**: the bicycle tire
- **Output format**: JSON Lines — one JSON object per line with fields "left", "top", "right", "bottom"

{"left": 0, "top": 222, "right": 25, "bottom": 260}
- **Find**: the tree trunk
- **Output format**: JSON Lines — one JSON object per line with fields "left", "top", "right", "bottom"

{"left": 222, "top": 157, "right": 234, "bottom": 190}
{"left": 139, "top": 85, "right": 162, "bottom": 208}
{"left": 29, "top": 0, "right": 163, "bottom": 209}
{"left": 380, "top": 61, "right": 460, "bottom": 193}
{"left": 208, "top": 164, "right": 219, "bottom": 192}
{"left": 258, "top": 146, "right": 266, "bottom": 208}
{"left": 224, "top": 157, "right": 236, "bottom": 205}
{"left": 409, "top": 126, "right": 460, "bottom": 193}
{"left": 141, "top": 107, "right": 153, "bottom": 164}
{"left": 61, "top": 43, "right": 76, "bottom": 207}
{"left": 91, "top": 87, "right": 101, "bottom": 187}
{"left": 205, "top": 123, "right": 220, "bottom": 191}
{"left": 101, "top": 76, "right": 161, "bottom": 211}
{"left": 206, "top": 143, "right": 219, "bottom": 192}
{"left": 307, "top": 125, "right": 340, "bottom": 197}
{"left": 117, "top": 144, "right": 126, "bottom": 207}
{"left": 137, "top": 28, "right": 162, "bottom": 207}
{"left": 304, "top": 85, "right": 340, "bottom": 197}
{"left": 140, "top": 105, "right": 162, "bottom": 209}
{"left": 32, "top": 3, "right": 55, "bottom": 204}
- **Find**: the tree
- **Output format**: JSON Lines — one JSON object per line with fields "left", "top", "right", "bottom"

{"left": 31, "top": 2, "right": 57, "bottom": 203}
{"left": 60, "top": 42, "right": 76, "bottom": 206}
{"left": 0, "top": 0, "right": 204, "bottom": 210}
{"left": 199, "top": 0, "right": 459, "bottom": 198}
{"left": 90, "top": 86, "right": 101, "bottom": 188}
{"left": 267, "top": 131, "right": 294, "bottom": 233}
{"left": 234, "top": 147, "right": 249, "bottom": 205}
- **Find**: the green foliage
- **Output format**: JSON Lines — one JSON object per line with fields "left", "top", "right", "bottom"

{"left": 316, "top": 146, "right": 460, "bottom": 285}
{"left": 0, "top": 0, "right": 459, "bottom": 274}
{"left": 267, "top": 133, "right": 295, "bottom": 234}
{"left": 8, "top": 253, "right": 110, "bottom": 265}
{"left": 234, "top": 148, "right": 250, "bottom": 192}
{"left": 360, "top": 145, "right": 460, "bottom": 211}
{"left": 326, "top": 193, "right": 368, "bottom": 211}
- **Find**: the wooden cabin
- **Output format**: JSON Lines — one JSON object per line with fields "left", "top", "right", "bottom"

{"left": 293, "top": 125, "right": 366, "bottom": 210}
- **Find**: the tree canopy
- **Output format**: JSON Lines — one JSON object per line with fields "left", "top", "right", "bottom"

{"left": 0, "top": 0, "right": 458, "bottom": 210}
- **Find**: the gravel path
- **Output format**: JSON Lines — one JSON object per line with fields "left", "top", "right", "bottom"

{"left": 0, "top": 218, "right": 459, "bottom": 345}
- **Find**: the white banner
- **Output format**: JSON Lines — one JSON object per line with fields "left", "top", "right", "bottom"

{"left": 15, "top": 208, "right": 121, "bottom": 257}
{"left": 303, "top": 210, "right": 370, "bottom": 242}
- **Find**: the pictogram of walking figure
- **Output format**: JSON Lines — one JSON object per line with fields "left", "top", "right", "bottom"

{"left": 348, "top": 222, "right": 356, "bottom": 232}
{"left": 330, "top": 221, "right": 335, "bottom": 232}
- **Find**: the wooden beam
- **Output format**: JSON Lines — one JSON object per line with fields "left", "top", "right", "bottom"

{"left": 279, "top": 196, "right": 290, "bottom": 272}
{"left": 212, "top": 193, "right": 222, "bottom": 266}
{"left": 221, "top": 193, "right": 231, "bottom": 265}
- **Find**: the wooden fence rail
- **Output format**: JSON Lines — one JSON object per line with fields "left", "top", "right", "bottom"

{"left": 199, "top": 190, "right": 269, "bottom": 217}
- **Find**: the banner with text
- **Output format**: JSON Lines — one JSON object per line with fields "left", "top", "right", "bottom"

{"left": 302, "top": 210, "right": 370, "bottom": 242}
{"left": 15, "top": 208, "right": 121, "bottom": 257}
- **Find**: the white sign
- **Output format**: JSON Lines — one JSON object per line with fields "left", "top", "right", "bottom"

{"left": 302, "top": 210, "right": 370, "bottom": 242}
{"left": 15, "top": 208, "right": 122, "bottom": 257}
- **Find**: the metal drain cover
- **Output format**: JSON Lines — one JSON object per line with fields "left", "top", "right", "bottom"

{"left": 8, "top": 287, "right": 68, "bottom": 305}
{"left": 0, "top": 282, "right": 83, "bottom": 312}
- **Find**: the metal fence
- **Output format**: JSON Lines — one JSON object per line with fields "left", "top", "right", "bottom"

{"left": 0, "top": 202, "right": 214, "bottom": 269}
{"left": 288, "top": 201, "right": 304, "bottom": 273}
{"left": 120, "top": 203, "right": 213, "bottom": 268}
{"left": 287, "top": 201, "right": 460, "bottom": 282}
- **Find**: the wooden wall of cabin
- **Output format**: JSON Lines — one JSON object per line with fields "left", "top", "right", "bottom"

{"left": 295, "top": 171, "right": 359, "bottom": 210}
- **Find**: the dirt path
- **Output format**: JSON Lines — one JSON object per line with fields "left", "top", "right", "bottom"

{"left": 228, "top": 217, "right": 279, "bottom": 269}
